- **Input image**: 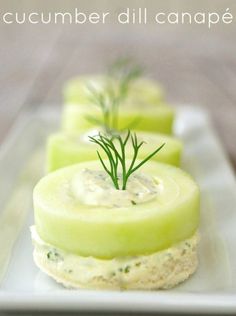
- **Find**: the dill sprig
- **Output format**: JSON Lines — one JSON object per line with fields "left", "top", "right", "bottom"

{"left": 108, "top": 57, "right": 143, "bottom": 129}
{"left": 89, "top": 131, "right": 165, "bottom": 190}
{"left": 85, "top": 84, "right": 113, "bottom": 134}
{"left": 85, "top": 58, "right": 142, "bottom": 134}
{"left": 108, "top": 57, "right": 143, "bottom": 103}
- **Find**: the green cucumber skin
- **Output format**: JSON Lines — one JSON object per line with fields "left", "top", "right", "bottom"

{"left": 62, "top": 104, "right": 175, "bottom": 135}
{"left": 33, "top": 160, "right": 200, "bottom": 259}
{"left": 47, "top": 132, "right": 183, "bottom": 172}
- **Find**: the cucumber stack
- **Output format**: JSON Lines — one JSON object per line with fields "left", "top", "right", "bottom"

{"left": 32, "top": 59, "right": 200, "bottom": 290}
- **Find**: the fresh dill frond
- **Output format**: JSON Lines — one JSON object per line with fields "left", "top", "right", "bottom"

{"left": 108, "top": 57, "right": 143, "bottom": 129}
{"left": 85, "top": 84, "right": 113, "bottom": 134}
{"left": 108, "top": 57, "right": 143, "bottom": 86}
{"left": 108, "top": 57, "right": 143, "bottom": 103}
{"left": 89, "top": 131, "right": 165, "bottom": 190}
{"left": 85, "top": 57, "right": 143, "bottom": 134}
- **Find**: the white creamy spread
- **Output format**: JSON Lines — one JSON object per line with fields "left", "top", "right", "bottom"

{"left": 31, "top": 226, "right": 199, "bottom": 290}
{"left": 80, "top": 128, "right": 101, "bottom": 143}
{"left": 71, "top": 169, "right": 160, "bottom": 207}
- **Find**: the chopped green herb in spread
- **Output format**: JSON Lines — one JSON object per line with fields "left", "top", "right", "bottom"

{"left": 124, "top": 265, "right": 131, "bottom": 273}
{"left": 47, "top": 250, "right": 63, "bottom": 262}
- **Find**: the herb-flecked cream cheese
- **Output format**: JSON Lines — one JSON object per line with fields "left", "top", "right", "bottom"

{"left": 71, "top": 169, "right": 161, "bottom": 207}
{"left": 31, "top": 226, "right": 199, "bottom": 290}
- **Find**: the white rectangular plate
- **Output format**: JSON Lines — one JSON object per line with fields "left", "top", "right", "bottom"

{"left": 0, "top": 105, "right": 236, "bottom": 314}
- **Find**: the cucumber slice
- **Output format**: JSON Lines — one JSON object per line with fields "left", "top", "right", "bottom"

{"left": 62, "top": 104, "right": 174, "bottom": 134}
{"left": 64, "top": 76, "right": 165, "bottom": 105}
{"left": 34, "top": 160, "right": 200, "bottom": 259}
{"left": 47, "top": 131, "right": 183, "bottom": 172}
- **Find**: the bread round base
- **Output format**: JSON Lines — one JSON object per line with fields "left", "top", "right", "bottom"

{"left": 31, "top": 226, "right": 199, "bottom": 290}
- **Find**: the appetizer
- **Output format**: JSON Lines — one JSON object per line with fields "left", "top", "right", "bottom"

{"left": 32, "top": 132, "right": 200, "bottom": 290}
{"left": 47, "top": 130, "right": 183, "bottom": 172}
{"left": 62, "top": 59, "right": 174, "bottom": 134}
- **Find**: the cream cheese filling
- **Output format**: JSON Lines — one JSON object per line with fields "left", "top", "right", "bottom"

{"left": 71, "top": 169, "right": 160, "bottom": 207}
{"left": 31, "top": 226, "right": 199, "bottom": 290}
